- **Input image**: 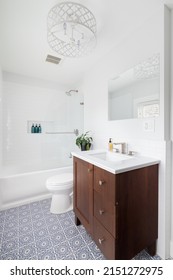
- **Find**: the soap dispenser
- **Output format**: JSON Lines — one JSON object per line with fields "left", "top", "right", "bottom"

{"left": 108, "top": 138, "right": 113, "bottom": 151}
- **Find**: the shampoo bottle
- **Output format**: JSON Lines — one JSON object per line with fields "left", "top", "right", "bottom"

{"left": 31, "top": 124, "right": 35, "bottom": 133}
{"left": 34, "top": 124, "right": 38, "bottom": 133}
{"left": 38, "top": 124, "right": 42, "bottom": 133}
{"left": 108, "top": 138, "right": 113, "bottom": 151}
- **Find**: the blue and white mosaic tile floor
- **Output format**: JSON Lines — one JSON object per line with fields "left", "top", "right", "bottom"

{"left": 0, "top": 198, "right": 161, "bottom": 260}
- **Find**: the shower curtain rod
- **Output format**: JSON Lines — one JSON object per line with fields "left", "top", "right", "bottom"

{"left": 45, "top": 129, "right": 79, "bottom": 136}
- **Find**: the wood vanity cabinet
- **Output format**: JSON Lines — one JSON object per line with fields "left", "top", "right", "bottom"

{"left": 73, "top": 156, "right": 158, "bottom": 260}
{"left": 73, "top": 157, "right": 94, "bottom": 235}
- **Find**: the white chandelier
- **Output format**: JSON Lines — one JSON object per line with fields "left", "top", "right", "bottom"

{"left": 134, "top": 53, "right": 160, "bottom": 80}
{"left": 47, "top": 2, "right": 97, "bottom": 58}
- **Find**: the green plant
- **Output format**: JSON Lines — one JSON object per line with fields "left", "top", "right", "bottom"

{"left": 76, "top": 131, "right": 93, "bottom": 151}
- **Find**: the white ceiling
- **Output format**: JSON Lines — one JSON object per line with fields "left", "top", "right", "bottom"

{"left": 0, "top": 0, "right": 172, "bottom": 87}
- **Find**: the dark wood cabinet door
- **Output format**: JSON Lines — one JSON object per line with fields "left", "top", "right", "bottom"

{"left": 93, "top": 166, "right": 116, "bottom": 237}
{"left": 93, "top": 217, "right": 115, "bottom": 260}
{"left": 73, "top": 157, "right": 93, "bottom": 234}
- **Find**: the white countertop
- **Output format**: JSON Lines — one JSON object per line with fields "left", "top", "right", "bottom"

{"left": 71, "top": 149, "right": 160, "bottom": 174}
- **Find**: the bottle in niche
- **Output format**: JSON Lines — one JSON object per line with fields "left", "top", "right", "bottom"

{"left": 34, "top": 124, "right": 38, "bottom": 133}
{"left": 37, "top": 124, "right": 39, "bottom": 133}
{"left": 31, "top": 123, "right": 35, "bottom": 133}
{"left": 38, "top": 124, "right": 42, "bottom": 133}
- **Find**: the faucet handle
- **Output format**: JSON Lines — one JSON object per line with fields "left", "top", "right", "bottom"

{"left": 128, "top": 150, "right": 136, "bottom": 156}
{"left": 113, "top": 142, "right": 126, "bottom": 154}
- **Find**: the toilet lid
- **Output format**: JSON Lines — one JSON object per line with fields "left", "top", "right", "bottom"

{"left": 46, "top": 173, "right": 73, "bottom": 186}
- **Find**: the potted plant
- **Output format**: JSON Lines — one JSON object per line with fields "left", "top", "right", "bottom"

{"left": 76, "top": 131, "right": 93, "bottom": 151}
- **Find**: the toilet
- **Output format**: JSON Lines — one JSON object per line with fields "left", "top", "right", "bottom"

{"left": 46, "top": 173, "right": 73, "bottom": 214}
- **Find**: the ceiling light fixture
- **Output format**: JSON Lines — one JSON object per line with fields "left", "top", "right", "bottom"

{"left": 134, "top": 53, "right": 160, "bottom": 80}
{"left": 47, "top": 2, "right": 97, "bottom": 58}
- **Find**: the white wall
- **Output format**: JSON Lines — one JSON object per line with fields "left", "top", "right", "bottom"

{"left": 1, "top": 72, "right": 84, "bottom": 174}
{"left": 83, "top": 7, "right": 163, "bottom": 143}
{"left": 0, "top": 66, "right": 2, "bottom": 169}
{"left": 170, "top": 9, "right": 173, "bottom": 259}
{"left": 0, "top": 65, "right": 2, "bottom": 208}
{"left": 82, "top": 6, "right": 171, "bottom": 259}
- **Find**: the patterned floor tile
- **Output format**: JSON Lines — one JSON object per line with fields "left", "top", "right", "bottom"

{"left": 0, "top": 211, "right": 6, "bottom": 218}
{"left": 19, "top": 204, "right": 30, "bottom": 211}
{"left": 0, "top": 198, "right": 161, "bottom": 260}
{"left": 4, "top": 213, "right": 18, "bottom": 222}
{"left": 44, "top": 215, "right": 58, "bottom": 225}
{"left": 88, "top": 242, "right": 103, "bottom": 258}
{"left": 30, "top": 201, "right": 41, "bottom": 208}
{"left": 81, "top": 231, "right": 93, "bottom": 244}
{"left": 77, "top": 224, "right": 86, "bottom": 233}
{"left": 64, "top": 225, "right": 80, "bottom": 239}
{"left": 132, "top": 250, "right": 153, "bottom": 260}
{"left": 2, "top": 228, "right": 19, "bottom": 242}
{"left": 153, "top": 254, "right": 162, "bottom": 260}
{"left": 38, "top": 248, "right": 56, "bottom": 260}
{"left": 19, "top": 216, "right": 32, "bottom": 226}
{"left": 57, "top": 213, "right": 69, "bottom": 220}
{"left": 32, "top": 219, "right": 46, "bottom": 230}
{"left": 1, "top": 238, "right": 18, "bottom": 254}
{"left": 6, "top": 207, "right": 19, "bottom": 215}
{"left": 0, "top": 249, "right": 19, "bottom": 260}
{"left": 19, "top": 223, "right": 33, "bottom": 235}
{"left": 19, "top": 243, "right": 37, "bottom": 260}
{"left": 0, "top": 232, "right": 2, "bottom": 242}
{"left": 35, "top": 237, "right": 53, "bottom": 253}
{"left": 50, "top": 231, "right": 66, "bottom": 246}
{"left": 68, "top": 235, "right": 86, "bottom": 252}
{"left": 40, "top": 199, "right": 51, "bottom": 205}
{"left": 47, "top": 222, "right": 62, "bottom": 234}
{"left": 0, "top": 225, "right": 3, "bottom": 233}
{"left": 33, "top": 227, "right": 49, "bottom": 240}
{"left": 62, "top": 253, "right": 76, "bottom": 260}
{"left": 74, "top": 246, "right": 95, "bottom": 260}
{"left": 19, "top": 232, "right": 35, "bottom": 247}
{"left": 4, "top": 221, "right": 18, "bottom": 231}
{"left": 31, "top": 212, "right": 44, "bottom": 221}
{"left": 19, "top": 210, "right": 31, "bottom": 217}
{"left": 54, "top": 241, "right": 73, "bottom": 259}
{"left": 59, "top": 217, "right": 73, "bottom": 229}
{"left": 41, "top": 204, "right": 51, "bottom": 212}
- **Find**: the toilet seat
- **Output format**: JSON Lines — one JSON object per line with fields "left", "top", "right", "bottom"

{"left": 46, "top": 173, "right": 73, "bottom": 190}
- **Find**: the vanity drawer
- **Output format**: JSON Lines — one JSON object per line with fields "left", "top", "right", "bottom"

{"left": 94, "top": 190, "right": 116, "bottom": 237}
{"left": 94, "top": 166, "right": 115, "bottom": 204}
{"left": 94, "top": 217, "right": 115, "bottom": 260}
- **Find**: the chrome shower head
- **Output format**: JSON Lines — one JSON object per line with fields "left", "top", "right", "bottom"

{"left": 65, "top": 90, "right": 78, "bottom": 96}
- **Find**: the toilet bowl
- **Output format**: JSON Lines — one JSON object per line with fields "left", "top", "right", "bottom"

{"left": 46, "top": 172, "right": 73, "bottom": 214}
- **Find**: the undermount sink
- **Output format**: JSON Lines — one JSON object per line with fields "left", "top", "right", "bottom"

{"left": 89, "top": 151, "right": 130, "bottom": 163}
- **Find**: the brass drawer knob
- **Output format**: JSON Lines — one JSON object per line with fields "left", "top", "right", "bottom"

{"left": 99, "top": 209, "right": 105, "bottom": 215}
{"left": 99, "top": 180, "right": 105, "bottom": 186}
{"left": 98, "top": 238, "right": 105, "bottom": 244}
{"left": 87, "top": 168, "right": 92, "bottom": 173}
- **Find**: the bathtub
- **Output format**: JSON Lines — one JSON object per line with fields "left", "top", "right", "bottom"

{"left": 0, "top": 165, "right": 73, "bottom": 210}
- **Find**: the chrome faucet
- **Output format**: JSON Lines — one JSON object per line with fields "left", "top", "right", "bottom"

{"left": 113, "top": 142, "right": 126, "bottom": 154}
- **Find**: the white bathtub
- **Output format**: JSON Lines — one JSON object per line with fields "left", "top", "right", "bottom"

{"left": 0, "top": 166, "right": 73, "bottom": 210}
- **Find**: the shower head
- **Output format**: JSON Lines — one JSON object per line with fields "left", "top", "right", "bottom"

{"left": 65, "top": 90, "right": 78, "bottom": 96}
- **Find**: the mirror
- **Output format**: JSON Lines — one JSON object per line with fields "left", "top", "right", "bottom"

{"left": 108, "top": 53, "right": 160, "bottom": 120}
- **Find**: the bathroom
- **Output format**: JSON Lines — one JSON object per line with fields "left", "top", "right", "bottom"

{"left": 0, "top": 0, "right": 173, "bottom": 262}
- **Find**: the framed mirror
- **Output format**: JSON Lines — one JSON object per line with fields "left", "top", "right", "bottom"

{"left": 108, "top": 53, "right": 160, "bottom": 120}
